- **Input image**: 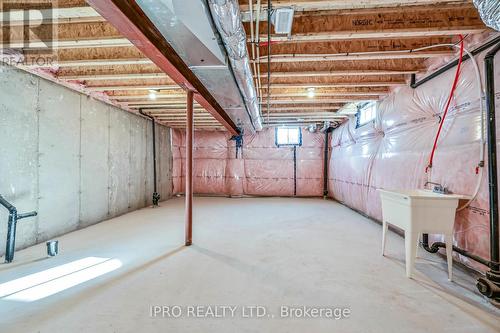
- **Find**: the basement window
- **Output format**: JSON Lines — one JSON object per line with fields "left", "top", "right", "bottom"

{"left": 276, "top": 127, "right": 302, "bottom": 146}
{"left": 356, "top": 102, "right": 377, "bottom": 127}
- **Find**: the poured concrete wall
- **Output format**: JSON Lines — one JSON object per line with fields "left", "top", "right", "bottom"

{"left": 0, "top": 64, "right": 173, "bottom": 255}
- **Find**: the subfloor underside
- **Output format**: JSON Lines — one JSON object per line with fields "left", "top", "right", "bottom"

{"left": 0, "top": 197, "right": 499, "bottom": 332}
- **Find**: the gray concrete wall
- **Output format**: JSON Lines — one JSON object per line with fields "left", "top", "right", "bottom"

{"left": 0, "top": 64, "right": 173, "bottom": 255}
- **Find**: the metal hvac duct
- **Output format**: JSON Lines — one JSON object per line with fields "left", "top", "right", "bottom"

{"left": 473, "top": 0, "right": 500, "bottom": 31}
{"left": 136, "top": 0, "right": 260, "bottom": 132}
{"left": 207, "top": 0, "right": 263, "bottom": 131}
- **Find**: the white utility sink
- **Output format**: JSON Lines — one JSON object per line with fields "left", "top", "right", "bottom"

{"left": 378, "top": 189, "right": 470, "bottom": 280}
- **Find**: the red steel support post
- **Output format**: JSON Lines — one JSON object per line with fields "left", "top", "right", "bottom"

{"left": 185, "top": 91, "right": 194, "bottom": 246}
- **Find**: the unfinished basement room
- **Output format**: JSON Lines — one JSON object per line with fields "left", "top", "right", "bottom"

{"left": 1, "top": 0, "right": 500, "bottom": 332}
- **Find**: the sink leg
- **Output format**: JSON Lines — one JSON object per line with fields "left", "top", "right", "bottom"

{"left": 382, "top": 221, "right": 388, "bottom": 256}
{"left": 445, "top": 234, "right": 453, "bottom": 281}
{"left": 405, "top": 231, "right": 418, "bottom": 278}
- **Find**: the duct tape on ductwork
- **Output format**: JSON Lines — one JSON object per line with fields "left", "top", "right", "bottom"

{"left": 208, "top": 0, "right": 263, "bottom": 131}
{"left": 473, "top": 0, "right": 500, "bottom": 31}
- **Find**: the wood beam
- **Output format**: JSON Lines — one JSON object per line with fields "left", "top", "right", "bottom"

{"left": 267, "top": 87, "right": 390, "bottom": 94}
{"left": 256, "top": 51, "right": 452, "bottom": 63}
{"left": 264, "top": 59, "right": 426, "bottom": 73}
{"left": 0, "top": 7, "right": 103, "bottom": 26}
{"left": 256, "top": 37, "right": 453, "bottom": 57}
{"left": 61, "top": 72, "right": 168, "bottom": 81}
{"left": 128, "top": 103, "right": 203, "bottom": 108}
{"left": 267, "top": 82, "right": 405, "bottom": 89}
{"left": 27, "top": 58, "right": 152, "bottom": 68}
{"left": 239, "top": 1, "right": 472, "bottom": 21}
{"left": 266, "top": 70, "right": 418, "bottom": 78}
{"left": 0, "top": 21, "right": 131, "bottom": 49}
{"left": 262, "top": 98, "right": 374, "bottom": 104}
{"left": 248, "top": 4, "right": 485, "bottom": 41}
{"left": 0, "top": 38, "right": 131, "bottom": 49}
{"left": 269, "top": 92, "right": 386, "bottom": 97}
{"left": 265, "top": 106, "right": 341, "bottom": 111}
{"left": 255, "top": 30, "right": 483, "bottom": 43}
{"left": 110, "top": 94, "right": 187, "bottom": 100}
{"left": 86, "top": 85, "right": 179, "bottom": 91}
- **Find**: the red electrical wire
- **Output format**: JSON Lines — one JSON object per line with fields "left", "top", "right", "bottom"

{"left": 425, "top": 34, "right": 464, "bottom": 173}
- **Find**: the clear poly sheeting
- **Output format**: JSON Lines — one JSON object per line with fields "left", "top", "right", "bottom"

{"left": 329, "top": 48, "right": 499, "bottom": 271}
{"left": 172, "top": 127, "right": 325, "bottom": 196}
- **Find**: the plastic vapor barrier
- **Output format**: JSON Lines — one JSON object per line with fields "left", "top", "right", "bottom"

{"left": 329, "top": 48, "right": 500, "bottom": 271}
{"left": 172, "top": 127, "right": 325, "bottom": 197}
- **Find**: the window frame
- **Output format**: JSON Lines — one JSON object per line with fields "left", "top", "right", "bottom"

{"left": 275, "top": 127, "right": 303, "bottom": 147}
{"left": 356, "top": 102, "right": 377, "bottom": 128}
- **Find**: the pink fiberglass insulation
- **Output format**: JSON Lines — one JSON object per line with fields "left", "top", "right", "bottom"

{"left": 172, "top": 127, "right": 325, "bottom": 197}
{"left": 328, "top": 48, "right": 500, "bottom": 272}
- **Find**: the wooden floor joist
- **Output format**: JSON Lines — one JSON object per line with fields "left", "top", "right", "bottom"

{"left": 86, "top": 85, "right": 179, "bottom": 91}
{"left": 262, "top": 97, "right": 376, "bottom": 104}
{"left": 239, "top": 1, "right": 473, "bottom": 21}
{"left": 268, "top": 82, "right": 406, "bottom": 89}
{"left": 266, "top": 70, "right": 419, "bottom": 77}
{"left": 26, "top": 58, "right": 153, "bottom": 68}
{"left": 61, "top": 73, "right": 168, "bottom": 81}
{"left": 255, "top": 28, "right": 484, "bottom": 43}
{"left": 256, "top": 51, "right": 453, "bottom": 63}
{"left": 0, "top": 6, "right": 103, "bottom": 26}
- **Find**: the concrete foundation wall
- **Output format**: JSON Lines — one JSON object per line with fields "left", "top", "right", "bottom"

{"left": 0, "top": 64, "right": 173, "bottom": 255}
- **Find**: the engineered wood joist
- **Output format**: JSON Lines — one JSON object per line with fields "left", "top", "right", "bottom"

{"left": 256, "top": 51, "right": 453, "bottom": 63}
{"left": 239, "top": 1, "right": 472, "bottom": 21}
{"left": 249, "top": 4, "right": 485, "bottom": 42}
{"left": 256, "top": 37, "right": 453, "bottom": 56}
{"left": 263, "top": 59, "right": 426, "bottom": 73}
{"left": 86, "top": 85, "right": 179, "bottom": 92}
{"left": 267, "top": 82, "right": 406, "bottom": 89}
{"left": 0, "top": 6, "right": 103, "bottom": 26}
{"left": 0, "top": 21, "right": 130, "bottom": 49}
{"left": 262, "top": 97, "right": 377, "bottom": 104}
{"left": 61, "top": 72, "right": 168, "bottom": 81}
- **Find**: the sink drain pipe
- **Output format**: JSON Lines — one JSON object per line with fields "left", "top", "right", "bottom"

{"left": 139, "top": 109, "right": 160, "bottom": 206}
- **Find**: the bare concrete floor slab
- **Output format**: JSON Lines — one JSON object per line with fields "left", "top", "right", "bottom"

{"left": 0, "top": 197, "right": 499, "bottom": 332}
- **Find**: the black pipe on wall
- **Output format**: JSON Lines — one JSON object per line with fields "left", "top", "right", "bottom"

{"left": 475, "top": 41, "right": 500, "bottom": 305}
{"left": 410, "top": 35, "right": 500, "bottom": 89}
{"left": 323, "top": 128, "right": 332, "bottom": 197}
{"left": 410, "top": 38, "right": 500, "bottom": 305}
{"left": 139, "top": 109, "right": 160, "bottom": 206}
{"left": 0, "top": 194, "right": 37, "bottom": 263}
{"left": 293, "top": 146, "right": 297, "bottom": 196}
{"left": 476, "top": 43, "right": 500, "bottom": 306}
{"left": 485, "top": 42, "right": 500, "bottom": 272}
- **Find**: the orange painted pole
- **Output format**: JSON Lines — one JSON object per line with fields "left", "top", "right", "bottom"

{"left": 185, "top": 90, "right": 194, "bottom": 246}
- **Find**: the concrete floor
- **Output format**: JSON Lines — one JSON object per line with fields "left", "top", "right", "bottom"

{"left": 0, "top": 197, "right": 499, "bottom": 333}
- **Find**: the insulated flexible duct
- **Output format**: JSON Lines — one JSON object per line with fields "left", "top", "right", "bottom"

{"left": 208, "top": 0, "right": 263, "bottom": 131}
{"left": 473, "top": 0, "right": 500, "bottom": 31}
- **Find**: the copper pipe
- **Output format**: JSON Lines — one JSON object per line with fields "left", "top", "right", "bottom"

{"left": 185, "top": 90, "right": 194, "bottom": 246}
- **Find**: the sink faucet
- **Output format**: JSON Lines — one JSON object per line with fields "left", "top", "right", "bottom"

{"left": 424, "top": 181, "right": 449, "bottom": 194}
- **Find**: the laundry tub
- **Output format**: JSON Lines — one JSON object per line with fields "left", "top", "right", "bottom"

{"left": 378, "top": 189, "right": 469, "bottom": 280}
